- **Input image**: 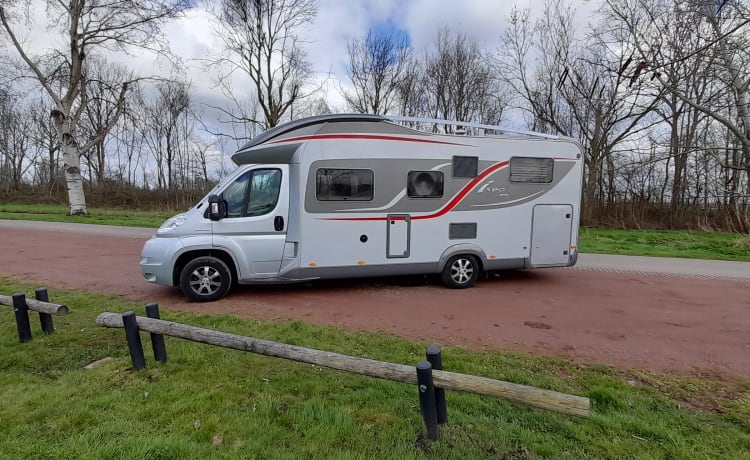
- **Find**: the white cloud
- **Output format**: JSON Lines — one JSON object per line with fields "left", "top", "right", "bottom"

{"left": 6, "top": 0, "right": 600, "bottom": 145}
{"left": 401, "top": 0, "right": 519, "bottom": 50}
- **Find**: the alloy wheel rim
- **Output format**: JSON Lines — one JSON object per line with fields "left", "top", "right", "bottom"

{"left": 189, "top": 266, "right": 222, "bottom": 295}
{"left": 450, "top": 259, "right": 474, "bottom": 284}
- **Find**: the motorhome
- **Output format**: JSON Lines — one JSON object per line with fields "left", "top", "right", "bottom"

{"left": 140, "top": 114, "right": 583, "bottom": 301}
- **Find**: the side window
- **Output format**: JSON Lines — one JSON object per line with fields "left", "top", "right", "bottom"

{"left": 247, "top": 169, "right": 281, "bottom": 217}
{"left": 222, "top": 169, "right": 281, "bottom": 218}
{"left": 408, "top": 171, "right": 444, "bottom": 198}
{"left": 316, "top": 169, "right": 373, "bottom": 201}
{"left": 510, "top": 157, "right": 554, "bottom": 183}
{"left": 452, "top": 156, "right": 478, "bottom": 178}
{"left": 223, "top": 172, "right": 251, "bottom": 218}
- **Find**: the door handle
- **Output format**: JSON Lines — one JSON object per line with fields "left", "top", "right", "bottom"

{"left": 274, "top": 216, "right": 284, "bottom": 231}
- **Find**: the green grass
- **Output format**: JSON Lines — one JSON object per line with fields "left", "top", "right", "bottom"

{"left": 0, "top": 203, "right": 173, "bottom": 228}
{"left": 2, "top": 203, "right": 750, "bottom": 261}
{"left": 579, "top": 227, "right": 750, "bottom": 261}
{"left": 1, "top": 278, "right": 749, "bottom": 459}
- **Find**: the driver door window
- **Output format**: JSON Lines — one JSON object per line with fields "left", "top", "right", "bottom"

{"left": 222, "top": 169, "right": 281, "bottom": 218}
{"left": 223, "top": 172, "right": 250, "bottom": 218}
{"left": 247, "top": 169, "right": 281, "bottom": 217}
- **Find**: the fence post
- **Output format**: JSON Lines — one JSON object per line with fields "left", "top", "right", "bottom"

{"left": 426, "top": 346, "right": 447, "bottom": 424}
{"left": 416, "top": 360, "right": 439, "bottom": 440}
{"left": 145, "top": 303, "right": 167, "bottom": 363}
{"left": 34, "top": 288, "right": 55, "bottom": 334}
{"left": 122, "top": 311, "right": 146, "bottom": 370}
{"left": 12, "top": 293, "right": 32, "bottom": 343}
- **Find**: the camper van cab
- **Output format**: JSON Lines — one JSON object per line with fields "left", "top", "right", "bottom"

{"left": 140, "top": 114, "right": 583, "bottom": 302}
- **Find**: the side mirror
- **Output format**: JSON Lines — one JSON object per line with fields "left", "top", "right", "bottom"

{"left": 208, "top": 194, "right": 226, "bottom": 221}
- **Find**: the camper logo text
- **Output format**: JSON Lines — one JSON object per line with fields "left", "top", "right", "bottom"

{"left": 476, "top": 181, "right": 509, "bottom": 197}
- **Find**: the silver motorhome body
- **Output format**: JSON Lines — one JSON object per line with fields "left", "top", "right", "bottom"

{"left": 140, "top": 114, "right": 583, "bottom": 301}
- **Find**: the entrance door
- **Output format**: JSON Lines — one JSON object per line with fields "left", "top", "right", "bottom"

{"left": 386, "top": 214, "right": 411, "bottom": 258}
{"left": 530, "top": 205, "right": 573, "bottom": 266}
{"left": 212, "top": 165, "right": 289, "bottom": 276}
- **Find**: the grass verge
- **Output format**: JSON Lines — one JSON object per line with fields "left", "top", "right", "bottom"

{"left": 579, "top": 227, "right": 750, "bottom": 261}
{"left": 0, "top": 278, "right": 748, "bottom": 459}
{"left": 0, "top": 203, "right": 172, "bottom": 228}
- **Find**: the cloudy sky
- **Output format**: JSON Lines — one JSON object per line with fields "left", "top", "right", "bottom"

{"left": 155, "top": 1, "right": 541, "bottom": 115}
{"left": 6, "top": 0, "right": 597, "bottom": 151}
{"left": 154, "top": 0, "right": 595, "bottom": 129}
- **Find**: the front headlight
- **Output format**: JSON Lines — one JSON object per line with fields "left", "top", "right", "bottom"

{"left": 158, "top": 214, "right": 187, "bottom": 234}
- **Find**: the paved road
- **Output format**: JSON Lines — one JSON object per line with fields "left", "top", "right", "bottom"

{"left": 572, "top": 253, "right": 750, "bottom": 281}
{"left": 0, "top": 220, "right": 157, "bottom": 238}
{"left": 2, "top": 220, "right": 748, "bottom": 280}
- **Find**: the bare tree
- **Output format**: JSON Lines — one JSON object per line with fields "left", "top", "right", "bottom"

{"left": 28, "top": 97, "right": 61, "bottom": 189}
{"left": 499, "top": 1, "right": 661, "bottom": 220}
{"left": 78, "top": 59, "right": 134, "bottom": 187}
{"left": 0, "top": 0, "right": 189, "bottom": 214}
{"left": 291, "top": 95, "right": 332, "bottom": 118}
{"left": 110, "top": 107, "right": 145, "bottom": 188}
{"left": 0, "top": 89, "right": 33, "bottom": 191}
{"left": 604, "top": 0, "right": 750, "bottom": 230}
{"left": 342, "top": 28, "right": 410, "bottom": 115}
{"left": 140, "top": 80, "right": 192, "bottom": 190}
{"left": 642, "top": 6, "right": 712, "bottom": 221}
{"left": 202, "top": 87, "right": 263, "bottom": 143}
{"left": 424, "top": 27, "right": 506, "bottom": 130}
{"left": 209, "top": 0, "right": 318, "bottom": 129}
{"left": 394, "top": 56, "right": 428, "bottom": 119}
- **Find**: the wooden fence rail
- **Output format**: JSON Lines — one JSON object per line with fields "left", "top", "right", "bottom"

{"left": 0, "top": 294, "right": 68, "bottom": 316}
{"left": 1, "top": 289, "right": 68, "bottom": 342}
{"left": 96, "top": 311, "right": 590, "bottom": 418}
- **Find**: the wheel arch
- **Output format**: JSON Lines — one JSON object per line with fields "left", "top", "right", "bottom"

{"left": 437, "top": 244, "right": 486, "bottom": 273}
{"left": 173, "top": 249, "right": 239, "bottom": 287}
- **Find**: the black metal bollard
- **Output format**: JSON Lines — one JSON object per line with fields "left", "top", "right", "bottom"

{"left": 12, "top": 293, "right": 32, "bottom": 343}
{"left": 35, "top": 288, "right": 55, "bottom": 334}
{"left": 122, "top": 311, "right": 146, "bottom": 370}
{"left": 426, "top": 346, "right": 448, "bottom": 424}
{"left": 145, "top": 303, "right": 167, "bottom": 363}
{"left": 416, "top": 360, "right": 439, "bottom": 440}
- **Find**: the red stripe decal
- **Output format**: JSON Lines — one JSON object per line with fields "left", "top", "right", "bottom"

{"left": 270, "top": 134, "right": 470, "bottom": 146}
{"left": 320, "top": 161, "right": 509, "bottom": 221}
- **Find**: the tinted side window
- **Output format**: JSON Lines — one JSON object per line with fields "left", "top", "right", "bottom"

{"left": 223, "top": 172, "right": 251, "bottom": 218}
{"left": 510, "top": 157, "right": 554, "bottom": 183}
{"left": 222, "top": 169, "right": 281, "bottom": 218}
{"left": 452, "top": 156, "right": 478, "bottom": 178}
{"left": 316, "top": 169, "right": 374, "bottom": 201}
{"left": 407, "top": 171, "right": 444, "bottom": 198}
{"left": 247, "top": 169, "right": 281, "bottom": 217}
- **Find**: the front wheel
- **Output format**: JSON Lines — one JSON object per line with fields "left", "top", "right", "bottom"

{"left": 179, "top": 256, "right": 232, "bottom": 302}
{"left": 441, "top": 254, "right": 480, "bottom": 289}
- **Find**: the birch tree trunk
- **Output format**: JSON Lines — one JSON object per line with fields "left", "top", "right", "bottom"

{"left": 0, "top": 1, "right": 188, "bottom": 215}
{"left": 51, "top": 109, "right": 87, "bottom": 215}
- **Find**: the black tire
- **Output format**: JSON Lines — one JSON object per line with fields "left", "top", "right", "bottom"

{"left": 441, "top": 254, "right": 480, "bottom": 289}
{"left": 179, "top": 256, "right": 232, "bottom": 302}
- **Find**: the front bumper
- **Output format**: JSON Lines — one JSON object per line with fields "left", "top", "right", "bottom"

{"left": 139, "top": 236, "right": 184, "bottom": 286}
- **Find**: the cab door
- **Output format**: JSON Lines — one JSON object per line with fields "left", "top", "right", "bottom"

{"left": 212, "top": 165, "right": 289, "bottom": 277}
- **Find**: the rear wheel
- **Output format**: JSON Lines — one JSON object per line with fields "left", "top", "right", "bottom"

{"left": 441, "top": 254, "right": 479, "bottom": 289}
{"left": 179, "top": 256, "right": 232, "bottom": 302}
